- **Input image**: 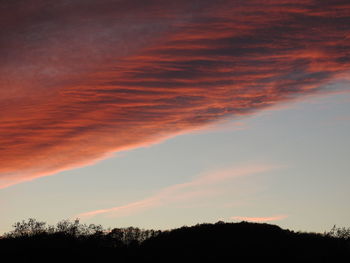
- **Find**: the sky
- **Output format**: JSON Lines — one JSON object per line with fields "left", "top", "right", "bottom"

{"left": 0, "top": 0, "right": 349, "bottom": 234}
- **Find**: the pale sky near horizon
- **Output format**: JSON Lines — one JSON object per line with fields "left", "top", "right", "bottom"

{"left": 1, "top": 0, "right": 350, "bottom": 235}
{"left": 1, "top": 86, "right": 349, "bottom": 234}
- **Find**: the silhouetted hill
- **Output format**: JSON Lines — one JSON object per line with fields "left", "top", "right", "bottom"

{"left": 141, "top": 222, "right": 349, "bottom": 262}
{"left": 0, "top": 220, "right": 349, "bottom": 262}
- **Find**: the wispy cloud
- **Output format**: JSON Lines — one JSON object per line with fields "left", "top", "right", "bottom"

{"left": 1, "top": 0, "right": 350, "bottom": 187}
{"left": 77, "top": 164, "right": 278, "bottom": 219}
{"left": 231, "top": 215, "right": 288, "bottom": 223}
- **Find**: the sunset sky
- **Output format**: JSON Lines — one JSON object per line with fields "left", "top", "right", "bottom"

{"left": 0, "top": 0, "right": 349, "bottom": 234}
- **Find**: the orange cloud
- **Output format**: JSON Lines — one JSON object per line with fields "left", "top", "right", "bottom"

{"left": 1, "top": 0, "right": 350, "bottom": 187}
{"left": 231, "top": 215, "right": 288, "bottom": 223}
{"left": 77, "top": 164, "right": 277, "bottom": 219}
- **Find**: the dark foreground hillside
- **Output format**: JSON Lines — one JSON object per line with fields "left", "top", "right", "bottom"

{"left": 0, "top": 220, "right": 349, "bottom": 262}
{"left": 141, "top": 222, "right": 350, "bottom": 262}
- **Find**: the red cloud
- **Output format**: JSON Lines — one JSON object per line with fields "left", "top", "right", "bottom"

{"left": 1, "top": 0, "right": 350, "bottom": 188}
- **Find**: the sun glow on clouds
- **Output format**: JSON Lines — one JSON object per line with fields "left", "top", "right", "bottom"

{"left": 77, "top": 164, "right": 278, "bottom": 219}
{"left": 231, "top": 215, "right": 288, "bottom": 223}
{"left": 1, "top": 0, "right": 350, "bottom": 188}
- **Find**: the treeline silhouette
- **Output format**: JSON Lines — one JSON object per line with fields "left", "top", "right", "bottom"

{"left": 1, "top": 218, "right": 161, "bottom": 249}
{"left": 0, "top": 219, "right": 349, "bottom": 262}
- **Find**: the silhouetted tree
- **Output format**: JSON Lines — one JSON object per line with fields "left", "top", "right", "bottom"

{"left": 325, "top": 225, "right": 350, "bottom": 240}
{"left": 8, "top": 218, "right": 47, "bottom": 237}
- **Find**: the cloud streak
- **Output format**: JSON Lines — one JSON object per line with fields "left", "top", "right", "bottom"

{"left": 231, "top": 215, "right": 288, "bottom": 223}
{"left": 77, "top": 164, "right": 277, "bottom": 219}
{"left": 1, "top": 0, "right": 350, "bottom": 187}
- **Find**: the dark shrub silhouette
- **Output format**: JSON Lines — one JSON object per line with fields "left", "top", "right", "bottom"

{"left": 0, "top": 219, "right": 349, "bottom": 262}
